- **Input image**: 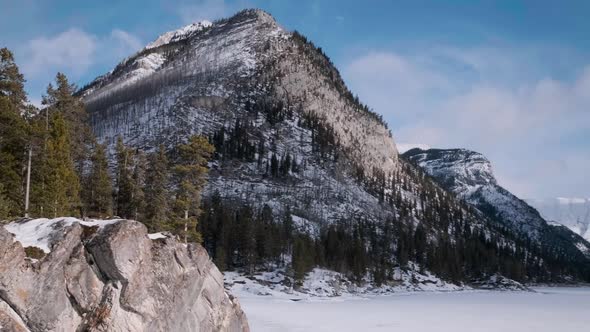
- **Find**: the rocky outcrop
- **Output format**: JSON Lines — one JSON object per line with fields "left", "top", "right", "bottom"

{"left": 0, "top": 219, "right": 249, "bottom": 332}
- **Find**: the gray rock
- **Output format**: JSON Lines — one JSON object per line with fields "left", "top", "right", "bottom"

{"left": 0, "top": 220, "right": 249, "bottom": 332}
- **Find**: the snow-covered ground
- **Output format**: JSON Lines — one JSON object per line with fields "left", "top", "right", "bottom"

{"left": 225, "top": 267, "right": 465, "bottom": 300}
{"left": 237, "top": 287, "right": 590, "bottom": 332}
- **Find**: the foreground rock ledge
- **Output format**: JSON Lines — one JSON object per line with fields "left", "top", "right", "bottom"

{"left": 0, "top": 219, "right": 249, "bottom": 332}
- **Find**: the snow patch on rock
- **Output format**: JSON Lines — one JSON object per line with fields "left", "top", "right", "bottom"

{"left": 148, "top": 232, "right": 168, "bottom": 240}
{"left": 3, "top": 218, "right": 121, "bottom": 253}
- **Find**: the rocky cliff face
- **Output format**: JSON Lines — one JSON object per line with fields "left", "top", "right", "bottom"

{"left": 0, "top": 218, "right": 249, "bottom": 332}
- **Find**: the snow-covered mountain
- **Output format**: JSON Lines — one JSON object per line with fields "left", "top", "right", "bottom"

{"left": 527, "top": 198, "right": 590, "bottom": 241}
{"left": 80, "top": 9, "right": 401, "bottom": 226}
{"left": 403, "top": 148, "right": 590, "bottom": 262}
{"left": 80, "top": 9, "right": 589, "bottom": 284}
{"left": 80, "top": 9, "right": 400, "bottom": 227}
{"left": 402, "top": 148, "right": 543, "bottom": 238}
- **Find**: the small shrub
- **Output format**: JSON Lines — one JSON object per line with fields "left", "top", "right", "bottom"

{"left": 24, "top": 246, "right": 46, "bottom": 260}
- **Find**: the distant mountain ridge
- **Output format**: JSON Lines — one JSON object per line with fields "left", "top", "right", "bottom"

{"left": 403, "top": 147, "right": 590, "bottom": 271}
{"left": 528, "top": 197, "right": 590, "bottom": 241}
{"left": 403, "top": 148, "right": 544, "bottom": 237}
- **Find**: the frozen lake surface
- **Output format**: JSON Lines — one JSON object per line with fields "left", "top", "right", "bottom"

{"left": 238, "top": 287, "right": 590, "bottom": 332}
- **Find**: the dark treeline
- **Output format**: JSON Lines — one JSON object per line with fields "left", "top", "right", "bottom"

{"left": 199, "top": 191, "right": 563, "bottom": 285}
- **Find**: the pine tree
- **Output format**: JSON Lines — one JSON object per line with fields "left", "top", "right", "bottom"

{"left": 235, "top": 204, "right": 256, "bottom": 273}
{"left": 42, "top": 73, "right": 91, "bottom": 173}
{"left": 0, "top": 48, "right": 30, "bottom": 217}
{"left": 144, "top": 145, "right": 170, "bottom": 232}
{"left": 85, "top": 143, "right": 113, "bottom": 218}
{"left": 131, "top": 150, "right": 147, "bottom": 221}
{"left": 0, "top": 183, "right": 10, "bottom": 220}
{"left": 170, "top": 135, "right": 214, "bottom": 243}
{"left": 29, "top": 109, "right": 51, "bottom": 217}
{"left": 114, "top": 137, "right": 134, "bottom": 218}
{"left": 0, "top": 48, "right": 27, "bottom": 105}
{"left": 270, "top": 153, "right": 279, "bottom": 177}
{"left": 43, "top": 113, "right": 81, "bottom": 217}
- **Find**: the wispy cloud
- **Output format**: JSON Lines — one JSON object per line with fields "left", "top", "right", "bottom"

{"left": 343, "top": 46, "right": 590, "bottom": 198}
{"left": 19, "top": 27, "right": 143, "bottom": 102}
{"left": 24, "top": 28, "right": 97, "bottom": 77}
{"left": 110, "top": 29, "right": 143, "bottom": 59}
{"left": 23, "top": 28, "right": 142, "bottom": 79}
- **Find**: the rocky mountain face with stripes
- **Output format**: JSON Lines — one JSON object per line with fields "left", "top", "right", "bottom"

{"left": 81, "top": 9, "right": 398, "bottom": 227}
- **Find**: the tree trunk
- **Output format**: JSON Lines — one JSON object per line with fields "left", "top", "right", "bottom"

{"left": 24, "top": 147, "right": 32, "bottom": 218}
{"left": 184, "top": 209, "right": 188, "bottom": 244}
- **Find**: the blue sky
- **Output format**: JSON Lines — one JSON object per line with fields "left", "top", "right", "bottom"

{"left": 2, "top": 0, "right": 589, "bottom": 199}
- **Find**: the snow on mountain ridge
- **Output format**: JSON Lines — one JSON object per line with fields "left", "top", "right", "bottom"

{"left": 402, "top": 148, "right": 496, "bottom": 197}
{"left": 145, "top": 20, "right": 213, "bottom": 50}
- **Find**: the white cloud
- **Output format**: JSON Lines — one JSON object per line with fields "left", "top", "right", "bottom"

{"left": 24, "top": 28, "right": 97, "bottom": 76}
{"left": 343, "top": 48, "right": 590, "bottom": 199}
{"left": 344, "top": 52, "right": 451, "bottom": 126}
{"left": 109, "top": 29, "right": 142, "bottom": 59}
{"left": 23, "top": 28, "right": 142, "bottom": 79}
{"left": 20, "top": 27, "right": 142, "bottom": 104}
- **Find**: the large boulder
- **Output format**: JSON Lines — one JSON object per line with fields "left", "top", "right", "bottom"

{"left": 0, "top": 218, "right": 249, "bottom": 332}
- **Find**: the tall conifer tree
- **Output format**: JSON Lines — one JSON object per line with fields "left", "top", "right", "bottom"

{"left": 86, "top": 143, "right": 113, "bottom": 218}
{"left": 0, "top": 48, "right": 30, "bottom": 217}
{"left": 44, "top": 113, "right": 81, "bottom": 217}
{"left": 144, "top": 145, "right": 170, "bottom": 231}
{"left": 170, "top": 136, "right": 214, "bottom": 243}
{"left": 42, "top": 73, "right": 91, "bottom": 173}
{"left": 114, "top": 137, "right": 134, "bottom": 218}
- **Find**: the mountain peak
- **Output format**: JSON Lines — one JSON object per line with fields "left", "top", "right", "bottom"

{"left": 403, "top": 148, "right": 496, "bottom": 194}
{"left": 145, "top": 20, "right": 213, "bottom": 50}
{"left": 145, "top": 9, "right": 278, "bottom": 51}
